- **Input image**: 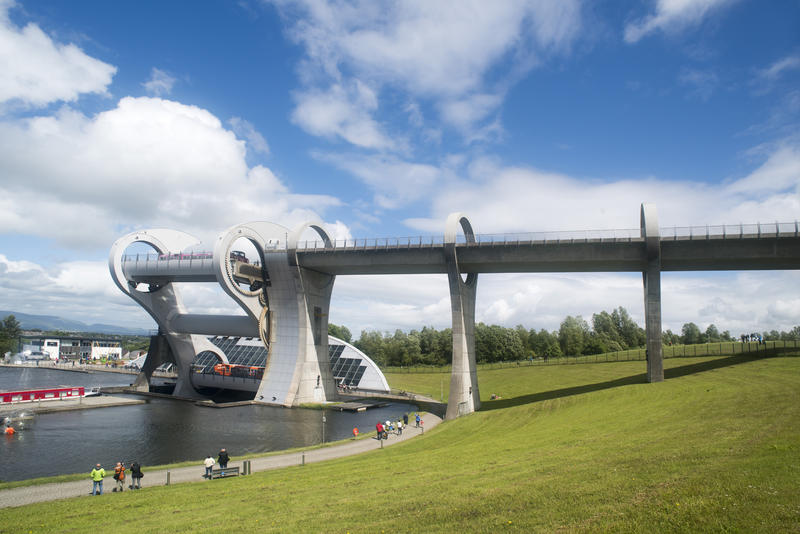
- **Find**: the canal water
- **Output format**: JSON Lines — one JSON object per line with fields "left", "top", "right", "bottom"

{"left": 0, "top": 367, "right": 416, "bottom": 482}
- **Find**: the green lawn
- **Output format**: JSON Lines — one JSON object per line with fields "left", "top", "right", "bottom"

{"left": 3, "top": 354, "right": 799, "bottom": 533}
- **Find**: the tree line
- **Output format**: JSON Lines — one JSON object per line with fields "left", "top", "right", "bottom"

{"left": 0, "top": 314, "right": 150, "bottom": 355}
{"left": 329, "top": 307, "right": 800, "bottom": 368}
{"left": 0, "top": 315, "right": 22, "bottom": 356}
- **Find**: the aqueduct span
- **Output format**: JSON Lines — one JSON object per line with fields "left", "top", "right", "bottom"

{"left": 110, "top": 203, "right": 800, "bottom": 419}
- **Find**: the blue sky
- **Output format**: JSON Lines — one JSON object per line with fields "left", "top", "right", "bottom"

{"left": 0, "top": 0, "right": 798, "bottom": 337}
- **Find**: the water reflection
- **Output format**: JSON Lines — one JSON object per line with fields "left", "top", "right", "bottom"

{"left": 0, "top": 367, "right": 415, "bottom": 482}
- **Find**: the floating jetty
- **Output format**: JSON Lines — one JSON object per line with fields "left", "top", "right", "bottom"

{"left": 333, "top": 400, "right": 389, "bottom": 412}
{"left": 0, "top": 387, "right": 145, "bottom": 416}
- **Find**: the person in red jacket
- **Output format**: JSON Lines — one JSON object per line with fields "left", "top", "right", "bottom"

{"left": 375, "top": 421, "right": 384, "bottom": 440}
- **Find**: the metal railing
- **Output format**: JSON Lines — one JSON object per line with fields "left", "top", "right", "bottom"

{"left": 118, "top": 221, "right": 799, "bottom": 261}
{"left": 295, "top": 227, "right": 644, "bottom": 251}
{"left": 660, "top": 221, "right": 800, "bottom": 240}
{"left": 294, "top": 220, "right": 799, "bottom": 252}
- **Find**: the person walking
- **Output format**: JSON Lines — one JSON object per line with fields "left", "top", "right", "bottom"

{"left": 375, "top": 421, "right": 384, "bottom": 441}
{"left": 113, "top": 462, "right": 125, "bottom": 492}
{"left": 403, "top": 413, "right": 409, "bottom": 426}
{"left": 396, "top": 419, "right": 403, "bottom": 436}
{"left": 90, "top": 463, "right": 105, "bottom": 495}
{"left": 204, "top": 455, "right": 215, "bottom": 478}
{"left": 217, "top": 448, "right": 230, "bottom": 469}
{"left": 415, "top": 413, "right": 420, "bottom": 428}
{"left": 129, "top": 461, "right": 143, "bottom": 489}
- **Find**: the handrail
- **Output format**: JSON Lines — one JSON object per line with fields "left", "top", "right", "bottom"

{"left": 118, "top": 220, "right": 799, "bottom": 261}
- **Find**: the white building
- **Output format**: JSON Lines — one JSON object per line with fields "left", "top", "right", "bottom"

{"left": 23, "top": 336, "right": 122, "bottom": 361}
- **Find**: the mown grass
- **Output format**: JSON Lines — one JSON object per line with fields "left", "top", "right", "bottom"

{"left": 2, "top": 354, "right": 798, "bottom": 533}
{"left": 386, "top": 348, "right": 800, "bottom": 403}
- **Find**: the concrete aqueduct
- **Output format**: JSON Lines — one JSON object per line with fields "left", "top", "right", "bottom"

{"left": 110, "top": 204, "right": 800, "bottom": 419}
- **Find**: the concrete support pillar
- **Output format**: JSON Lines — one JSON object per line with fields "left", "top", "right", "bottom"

{"left": 213, "top": 220, "right": 338, "bottom": 407}
{"left": 641, "top": 203, "right": 664, "bottom": 382}
{"left": 285, "top": 222, "right": 338, "bottom": 405}
{"left": 291, "top": 267, "right": 338, "bottom": 404}
{"left": 444, "top": 213, "right": 480, "bottom": 419}
{"left": 131, "top": 333, "right": 170, "bottom": 391}
{"left": 109, "top": 229, "right": 211, "bottom": 398}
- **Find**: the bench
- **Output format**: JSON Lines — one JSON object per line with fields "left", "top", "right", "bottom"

{"left": 211, "top": 466, "right": 239, "bottom": 479}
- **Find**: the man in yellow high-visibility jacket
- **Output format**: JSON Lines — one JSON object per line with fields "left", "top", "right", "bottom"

{"left": 90, "top": 464, "right": 105, "bottom": 495}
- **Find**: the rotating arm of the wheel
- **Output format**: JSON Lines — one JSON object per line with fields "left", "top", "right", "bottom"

{"left": 287, "top": 220, "right": 332, "bottom": 267}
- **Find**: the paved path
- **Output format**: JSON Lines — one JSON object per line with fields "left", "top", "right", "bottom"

{"left": 0, "top": 415, "right": 441, "bottom": 509}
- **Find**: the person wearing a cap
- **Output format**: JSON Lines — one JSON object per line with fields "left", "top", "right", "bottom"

{"left": 90, "top": 463, "right": 106, "bottom": 495}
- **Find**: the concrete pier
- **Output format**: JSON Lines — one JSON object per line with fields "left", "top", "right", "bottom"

{"left": 0, "top": 395, "right": 145, "bottom": 415}
{"left": 444, "top": 213, "right": 480, "bottom": 419}
{"left": 641, "top": 203, "right": 664, "bottom": 382}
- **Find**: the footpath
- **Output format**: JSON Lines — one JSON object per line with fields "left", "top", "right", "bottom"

{"left": 0, "top": 415, "right": 442, "bottom": 509}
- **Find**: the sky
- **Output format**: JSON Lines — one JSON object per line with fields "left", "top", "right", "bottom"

{"left": 0, "top": 0, "right": 798, "bottom": 338}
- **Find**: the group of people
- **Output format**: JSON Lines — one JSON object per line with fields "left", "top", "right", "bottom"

{"left": 741, "top": 333, "right": 766, "bottom": 343}
{"left": 89, "top": 460, "right": 143, "bottom": 495}
{"left": 375, "top": 413, "right": 421, "bottom": 440}
{"left": 88, "top": 447, "right": 232, "bottom": 496}
{"left": 203, "top": 448, "right": 230, "bottom": 479}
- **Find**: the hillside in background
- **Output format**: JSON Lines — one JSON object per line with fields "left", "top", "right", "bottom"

{"left": 0, "top": 311, "right": 151, "bottom": 336}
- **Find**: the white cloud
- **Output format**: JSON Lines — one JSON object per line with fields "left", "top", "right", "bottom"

{"left": 320, "top": 137, "right": 800, "bottom": 336}
{"left": 0, "top": 254, "right": 139, "bottom": 327}
{"left": 625, "top": 0, "right": 739, "bottom": 43}
{"left": 0, "top": 96, "right": 341, "bottom": 248}
{"left": 291, "top": 83, "right": 395, "bottom": 149}
{"left": 401, "top": 138, "right": 800, "bottom": 234}
{"left": 0, "top": 0, "right": 116, "bottom": 108}
{"left": 4, "top": 256, "right": 797, "bottom": 340}
{"left": 142, "top": 68, "right": 177, "bottom": 96}
{"left": 678, "top": 68, "right": 718, "bottom": 100}
{"left": 314, "top": 151, "right": 447, "bottom": 209}
{"left": 727, "top": 143, "right": 800, "bottom": 195}
{"left": 228, "top": 117, "right": 270, "bottom": 155}
{"left": 439, "top": 92, "right": 504, "bottom": 135}
{"left": 331, "top": 274, "right": 450, "bottom": 333}
{"left": 271, "top": 0, "right": 582, "bottom": 142}
{"left": 752, "top": 54, "right": 800, "bottom": 96}
{"left": 759, "top": 54, "right": 800, "bottom": 82}
{"left": 662, "top": 271, "right": 800, "bottom": 335}
{"left": 326, "top": 270, "right": 800, "bottom": 338}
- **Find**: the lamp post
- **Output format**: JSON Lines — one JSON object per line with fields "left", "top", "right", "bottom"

{"left": 321, "top": 412, "right": 326, "bottom": 443}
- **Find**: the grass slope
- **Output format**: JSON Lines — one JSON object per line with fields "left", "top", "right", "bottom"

{"left": 2, "top": 355, "right": 798, "bottom": 533}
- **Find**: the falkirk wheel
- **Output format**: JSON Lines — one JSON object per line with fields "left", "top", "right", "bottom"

{"left": 109, "top": 214, "right": 479, "bottom": 418}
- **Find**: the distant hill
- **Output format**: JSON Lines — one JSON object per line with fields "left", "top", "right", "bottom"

{"left": 0, "top": 311, "right": 151, "bottom": 336}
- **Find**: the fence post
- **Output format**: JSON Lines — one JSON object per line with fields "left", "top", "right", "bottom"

{"left": 166, "top": 470, "right": 170, "bottom": 485}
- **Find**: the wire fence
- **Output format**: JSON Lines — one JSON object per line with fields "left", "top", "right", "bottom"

{"left": 383, "top": 340, "right": 800, "bottom": 374}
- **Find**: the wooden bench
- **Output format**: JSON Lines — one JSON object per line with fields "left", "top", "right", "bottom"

{"left": 211, "top": 466, "right": 239, "bottom": 479}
